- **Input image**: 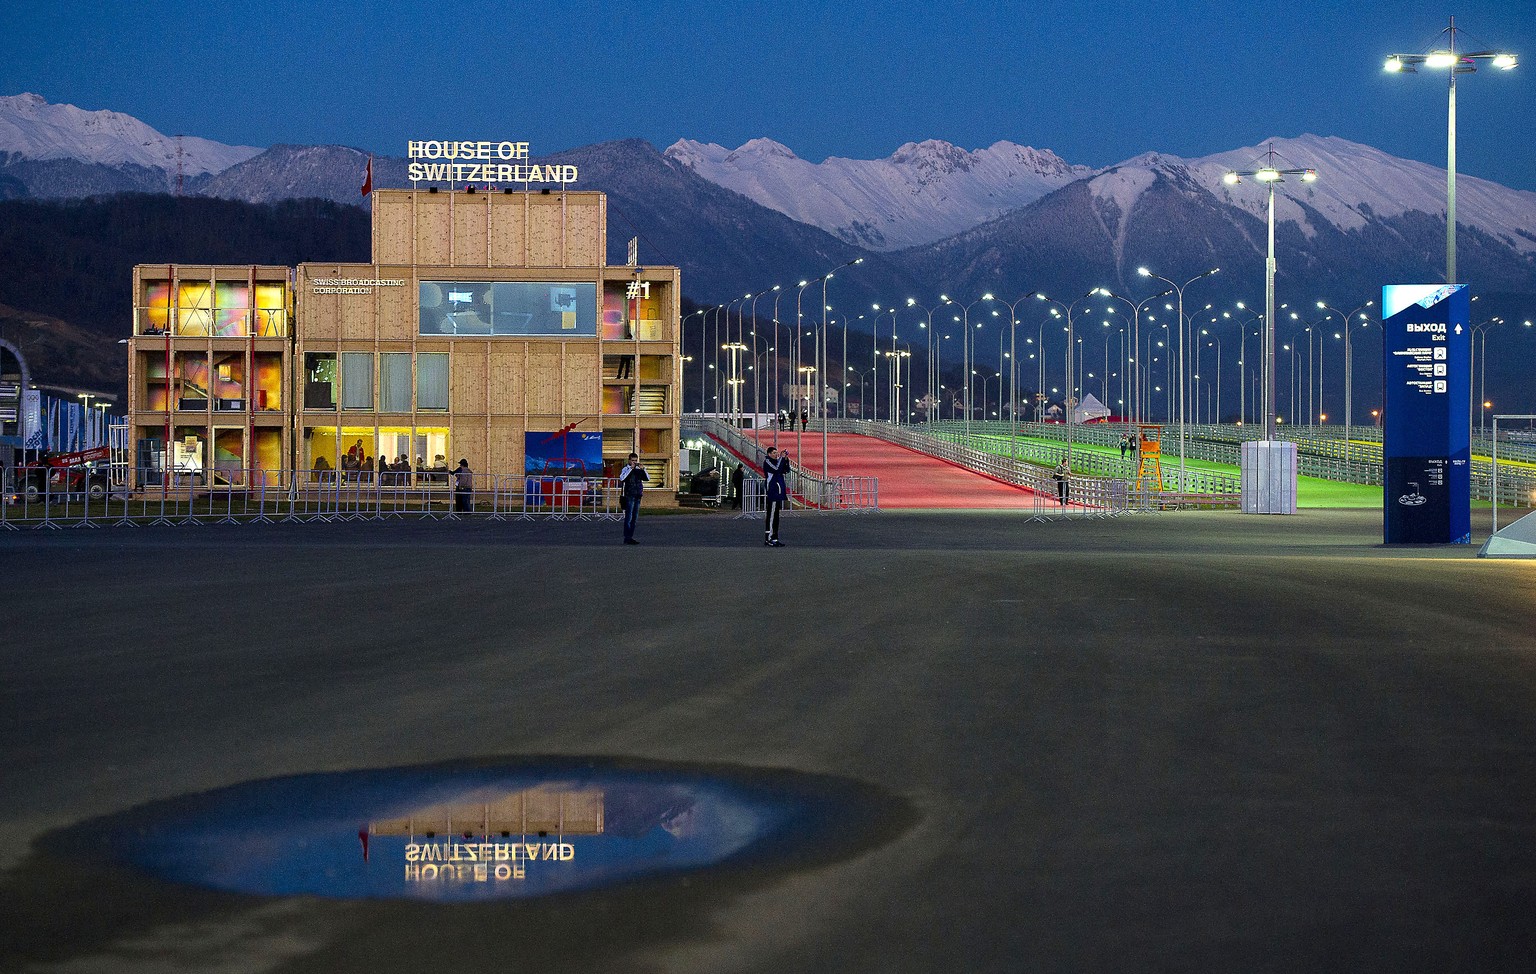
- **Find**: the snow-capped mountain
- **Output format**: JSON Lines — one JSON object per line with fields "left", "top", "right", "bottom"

{"left": 900, "top": 132, "right": 1536, "bottom": 309}
{"left": 1099, "top": 134, "right": 1536, "bottom": 259}
{"left": 665, "top": 137, "right": 1092, "bottom": 251}
{"left": 0, "top": 93, "right": 259, "bottom": 174}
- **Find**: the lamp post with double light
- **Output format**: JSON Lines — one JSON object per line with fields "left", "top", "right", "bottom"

{"left": 722, "top": 342, "right": 749, "bottom": 425}
{"left": 748, "top": 285, "right": 779, "bottom": 424}
{"left": 1387, "top": 19, "right": 1517, "bottom": 284}
{"left": 811, "top": 258, "right": 863, "bottom": 478}
{"left": 1315, "top": 300, "right": 1374, "bottom": 465}
{"left": 680, "top": 309, "right": 705, "bottom": 412}
{"left": 1136, "top": 268, "right": 1219, "bottom": 488}
{"left": 940, "top": 293, "right": 994, "bottom": 438}
{"left": 1224, "top": 147, "right": 1316, "bottom": 440}
{"left": 906, "top": 298, "right": 941, "bottom": 423}
{"left": 1096, "top": 286, "right": 1172, "bottom": 424}
{"left": 1223, "top": 303, "right": 1263, "bottom": 425}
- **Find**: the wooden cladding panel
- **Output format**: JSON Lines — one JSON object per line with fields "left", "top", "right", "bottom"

{"left": 377, "top": 267, "right": 413, "bottom": 340}
{"left": 414, "top": 195, "right": 452, "bottom": 265}
{"left": 526, "top": 347, "right": 563, "bottom": 413}
{"left": 564, "top": 349, "right": 599, "bottom": 414}
{"left": 487, "top": 345, "right": 526, "bottom": 413}
{"left": 339, "top": 285, "right": 372, "bottom": 337}
{"left": 527, "top": 206, "right": 562, "bottom": 267}
{"left": 373, "top": 196, "right": 415, "bottom": 265}
{"left": 487, "top": 417, "right": 524, "bottom": 476}
{"left": 488, "top": 201, "right": 527, "bottom": 265}
{"left": 453, "top": 199, "right": 488, "bottom": 266}
{"left": 565, "top": 203, "right": 602, "bottom": 266}
{"left": 452, "top": 346, "right": 487, "bottom": 414}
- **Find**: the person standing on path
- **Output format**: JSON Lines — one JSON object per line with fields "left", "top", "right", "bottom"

{"left": 1053, "top": 458, "right": 1070, "bottom": 506}
{"left": 1119, "top": 433, "right": 1130, "bottom": 459}
{"left": 730, "top": 463, "right": 744, "bottom": 510}
{"left": 762, "top": 446, "right": 789, "bottom": 546}
{"left": 453, "top": 459, "right": 473, "bottom": 513}
{"left": 619, "top": 452, "right": 648, "bottom": 544}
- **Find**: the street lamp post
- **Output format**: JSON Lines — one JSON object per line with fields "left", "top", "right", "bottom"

{"left": 680, "top": 309, "right": 705, "bottom": 412}
{"left": 1035, "top": 290, "right": 1100, "bottom": 464}
{"left": 817, "top": 258, "right": 863, "bottom": 480}
{"left": 940, "top": 293, "right": 994, "bottom": 439}
{"left": 1223, "top": 303, "right": 1263, "bottom": 425}
{"left": 1224, "top": 147, "right": 1317, "bottom": 440}
{"left": 1470, "top": 315, "right": 1505, "bottom": 443}
{"left": 1316, "top": 300, "right": 1374, "bottom": 465}
{"left": 1137, "top": 268, "right": 1220, "bottom": 488}
{"left": 1097, "top": 286, "right": 1173, "bottom": 424}
{"left": 722, "top": 342, "right": 749, "bottom": 425}
{"left": 747, "top": 285, "right": 779, "bottom": 425}
{"left": 907, "top": 298, "right": 940, "bottom": 423}
{"left": 1387, "top": 18, "right": 1517, "bottom": 284}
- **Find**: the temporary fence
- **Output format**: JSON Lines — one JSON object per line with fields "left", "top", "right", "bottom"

{"left": 683, "top": 417, "right": 880, "bottom": 514}
{"left": 841, "top": 420, "right": 1175, "bottom": 517}
{"left": 0, "top": 468, "right": 622, "bottom": 529}
{"left": 934, "top": 420, "right": 1536, "bottom": 503}
{"left": 901, "top": 422, "right": 1236, "bottom": 507}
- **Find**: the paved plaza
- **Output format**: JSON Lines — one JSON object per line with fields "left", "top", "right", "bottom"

{"left": 4, "top": 508, "right": 1536, "bottom": 972}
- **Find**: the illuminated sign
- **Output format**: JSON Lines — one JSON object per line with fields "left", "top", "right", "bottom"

{"left": 1382, "top": 284, "right": 1470, "bottom": 544}
{"left": 310, "top": 277, "right": 406, "bottom": 295}
{"left": 406, "top": 140, "right": 578, "bottom": 185}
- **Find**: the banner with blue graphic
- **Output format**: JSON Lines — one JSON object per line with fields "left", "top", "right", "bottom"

{"left": 1382, "top": 284, "right": 1470, "bottom": 544}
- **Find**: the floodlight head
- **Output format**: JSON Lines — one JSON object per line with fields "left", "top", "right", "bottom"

{"left": 1223, "top": 172, "right": 1240, "bottom": 185}
{"left": 1385, "top": 56, "right": 1405, "bottom": 72}
{"left": 1301, "top": 170, "right": 1318, "bottom": 182}
{"left": 1426, "top": 51, "right": 1458, "bottom": 69}
{"left": 1493, "top": 53, "right": 1517, "bottom": 70}
{"left": 1137, "top": 267, "right": 1151, "bottom": 277}
{"left": 983, "top": 293, "right": 995, "bottom": 300}
{"left": 1256, "top": 168, "right": 1281, "bottom": 182}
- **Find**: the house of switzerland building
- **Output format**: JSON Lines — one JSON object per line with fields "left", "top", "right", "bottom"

{"left": 126, "top": 188, "right": 681, "bottom": 501}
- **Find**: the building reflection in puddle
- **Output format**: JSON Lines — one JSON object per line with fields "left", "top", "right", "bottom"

{"left": 74, "top": 764, "right": 801, "bottom": 901}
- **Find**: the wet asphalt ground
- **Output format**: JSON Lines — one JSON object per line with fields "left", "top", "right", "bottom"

{"left": 3, "top": 507, "right": 1536, "bottom": 973}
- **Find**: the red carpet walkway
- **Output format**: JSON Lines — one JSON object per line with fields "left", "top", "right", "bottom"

{"left": 745, "top": 430, "right": 1055, "bottom": 509}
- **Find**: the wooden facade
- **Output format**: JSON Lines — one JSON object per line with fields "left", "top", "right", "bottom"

{"left": 126, "top": 189, "right": 681, "bottom": 498}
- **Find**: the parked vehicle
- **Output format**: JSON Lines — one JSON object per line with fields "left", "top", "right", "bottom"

{"left": 15, "top": 446, "right": 111, "bottom": 501}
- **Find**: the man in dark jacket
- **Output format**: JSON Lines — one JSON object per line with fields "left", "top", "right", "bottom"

{"left": 730, "top": 464, "right": 744, "bottom": 509}
{"left": 619, "top": 453, "right": 648, "bottom": 544}
{"left": 762, "top": 447, "right": 789, "bottom": 546}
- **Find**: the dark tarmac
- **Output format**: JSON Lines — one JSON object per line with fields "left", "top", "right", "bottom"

{"left": 4, "top": 508, "right": 1536, "bottom": 973}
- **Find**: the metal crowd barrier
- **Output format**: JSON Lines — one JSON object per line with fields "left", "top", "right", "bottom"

{"left": 0, "top": 468, "right": 622, "bottom": 529}
{"left": 848, "top": 421, "right": 1163, "bottom": 517}
{"left": 684, "top": 417, "right": 880, "bottom": 514}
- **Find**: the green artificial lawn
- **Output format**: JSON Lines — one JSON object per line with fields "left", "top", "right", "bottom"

{"left": 967, "top": 433, "right": 1386, "bottom": 508}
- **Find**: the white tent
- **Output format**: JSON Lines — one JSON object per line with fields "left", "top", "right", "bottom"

{"left": 1072, "top": 393, "right": 1111, "bottom": 424}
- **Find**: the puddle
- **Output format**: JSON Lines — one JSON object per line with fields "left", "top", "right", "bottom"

{"left": 42, "top": 758, "right": 906, "bottom": 902}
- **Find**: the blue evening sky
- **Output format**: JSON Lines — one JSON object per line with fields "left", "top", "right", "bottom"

{"left": 4, "top": 1, "right": 1530, "bottom": 190}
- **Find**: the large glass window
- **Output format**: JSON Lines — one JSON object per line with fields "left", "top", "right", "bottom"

{"left": 304, "top": 353, "right": 337, "bottom": 410}
{"left": 418, "top": 281, "right": 597, "bottom": 336}
{"left": 380, "top": 353, "right": 412, "bottom": 412}
{"left": 417, "top": 353, "right": 448, "bottom": 410}
{"left": 341, "top": 353, "right": 374, "bottom": 410}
